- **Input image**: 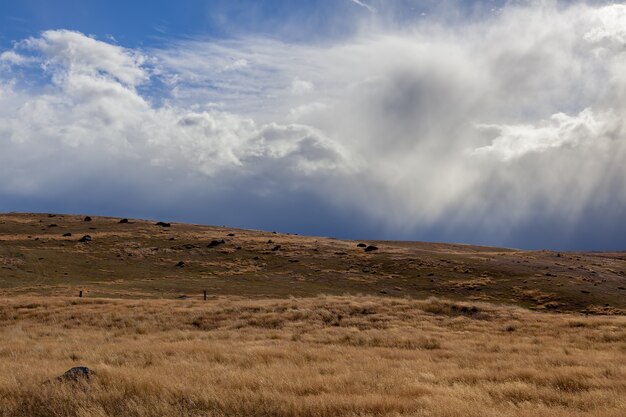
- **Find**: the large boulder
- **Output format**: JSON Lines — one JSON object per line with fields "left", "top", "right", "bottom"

{"left": 58, "top": 367, "right": 92, "bottom": 383}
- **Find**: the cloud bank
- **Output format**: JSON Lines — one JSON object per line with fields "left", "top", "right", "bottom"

{"left": 0, "top": 1, "right": 625, "bottom": 249}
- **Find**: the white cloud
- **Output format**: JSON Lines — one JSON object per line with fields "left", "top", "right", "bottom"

{"left": 1, "top": 2, "right": 626, "bottom": 247}
{"left": 349, "top": 0, "right": 376, "bottom": 13}
{"left": 290, "top": 78, "right": 314, "bottom": 95}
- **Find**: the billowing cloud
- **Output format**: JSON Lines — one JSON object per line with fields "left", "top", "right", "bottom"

{"left": 0, "top": 2, "right": 625, "bottom": 249}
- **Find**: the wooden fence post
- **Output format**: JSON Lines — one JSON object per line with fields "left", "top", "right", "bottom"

{"left": 204, "top": 290, "right": 207, "bottom": 301}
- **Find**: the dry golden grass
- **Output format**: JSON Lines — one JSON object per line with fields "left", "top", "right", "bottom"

{"left": 1, "top": 295, "right": 625, "bottom": 416}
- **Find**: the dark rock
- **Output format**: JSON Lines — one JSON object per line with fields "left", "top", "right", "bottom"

{"left": 156, "top": 222, "right": 171, "bottom": 227}
{"left": 119, "top": 218, "right": 129, "bottom": 224}
{"left": 176, "top": 261, "right": 185, "bottom": 267}
{"left": 207, "top": 239, "right": 225, "bottom": 248}
{"left": 357, "top": 243, "right": 367, "bottom": 248}
{"left": 364, "top": 245, "right": 378, "bottom": 252}
{"left": 48, "top": 214, "right": 56, "bottom": 218}
{"left": 78, "top": 235, "right": 92, "bottom": 243}
{"left": 272, "top": 245, "right": 281, "bottom": 251}
{"left": 58, "top": 366, "right": 91, "bottom": 383}
{"left": 62, "top": 233, "right": 72, "bottom": 237}
{"left": 267, "top": 240, "right": 273, "bottom": 244}
{"left": 48, "top": 224, "right": 58, "bottom": 228}
{"left": 227, "top": 233, "right": 235, "bottom": 237}
{"left": 236, "top": 246, "right": 242, "bottom": 250}
{"left": 253, "top": 256, "right": 260, "bottom": 260}
{"left": 83, "top": 216, "right": 92, "bottom": 222}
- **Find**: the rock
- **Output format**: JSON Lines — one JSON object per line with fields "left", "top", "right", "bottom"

{"left": 83, "top": 216, "right": 92, "bottom": 222}
{"left": 156, "top": 221, "right": 171, "bottom": 227}
{"left": 272, "top": 245, "right": 281, "bottom": 251}
{"left": 62, "top": 233, "right": 72, "bottom": 237}
{"left": 357, "top": 243, "right": 367, "bottom": 248}
{"left": 364, "top": 245, "right": 378, "bottom": 252}
{"left": 207, "top": 239, "right": 225, "bottom": 248}
{"left": 58, "top": 366, "right": 92, "bottom": 383}
{"left": 119, "top": 218, "right": 129, "bottom": 224}
{"left": 227, "top": 233, "right": 235, "bottom": 237}
{"left": 78, "top": 235, "right": 92, "bottom": 243}
{"left": 267, "top": 239, "right": 273, "bottom": 244}
{"left": 48, "top": 224, "right": 58, "bottom": 228}
{"left": 176, "top": 261, "right": 185, "bottom": 267}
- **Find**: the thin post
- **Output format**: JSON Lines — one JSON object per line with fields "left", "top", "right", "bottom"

{"left": 79, "top": 290, "right": 83, "bottom": 298}
{"left": 203, "top": 290, "right": 207, "bottom": 301}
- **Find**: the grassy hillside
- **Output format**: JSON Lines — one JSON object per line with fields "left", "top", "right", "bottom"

{"left": 0, "top": 213, "right": 625, "bottom": 313}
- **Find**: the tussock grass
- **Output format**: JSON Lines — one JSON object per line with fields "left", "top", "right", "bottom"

{"left": 0, "top": 295, "right": 625, "bottom": 416}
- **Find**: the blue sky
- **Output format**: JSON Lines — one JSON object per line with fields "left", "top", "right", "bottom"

{"left": 0, "top": 1, "right": 625, "bottom": 250}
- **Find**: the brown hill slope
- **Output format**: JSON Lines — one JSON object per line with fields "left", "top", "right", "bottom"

{"left": 0, "top": 213, "right": 624, "bottom": 313}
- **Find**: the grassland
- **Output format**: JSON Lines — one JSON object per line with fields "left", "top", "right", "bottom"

{"left": 1, "top": 213, "right": 625, "bottom": 313}
{"left": 1, "top": 213, "right": 625, "bottom": 416}
{"left": 1, "top": 295, "right": 625, "bottom": 417}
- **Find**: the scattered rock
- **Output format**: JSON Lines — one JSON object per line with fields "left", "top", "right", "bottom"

{"left": 227, "top": 233, "right": 235, "bottom": 237}
{"left": 207, "top": 239, "right": 225, "bottom": 248}
{"left": 156, "top": 221, "right": 171, "bottom": 227}
{"left": 58, "top": 366, "right": 92, "bottom": 383}
{"left": 176, "top": 261, "right": 185, "bottom": 268}
{"left": 581, "top": 290, "right": 591, "bottom": 294}
{"left": 48, "top": 214, "right": 56, "bottom": 218}
{"left": 83, "top": 216, "right": 92, "bottom": 222}
{"left": 62, "top": 233, "right": 72, "bottom": 237}
{"left": 78, "top": 235, "right": 92, "bottom": 243}
{"left": 357, "top": 243, "right": 367, "bottom": 248}
{"left": 364, "top": 245, "right": 378, "bottom": 252}
{"left": 48, "top": 224, "right": 58, "bottom": 228}
{"left": 379, "top": 290, "right": 387, "bottom": 294}
{"left": 267, "top": 240, "right": 273, "bottom": 244}
{"left": 272, "top": 245, "right": 281, "bottom": 251}
{"left": 119, "top": 218, "right": 129, "bottom": 224}
{"left": 253, "top": 256, "right": 260, "bottom": 260}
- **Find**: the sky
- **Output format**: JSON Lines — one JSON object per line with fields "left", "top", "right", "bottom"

{"left": 0, "top": 0, "right": 625, "bottom": 250}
